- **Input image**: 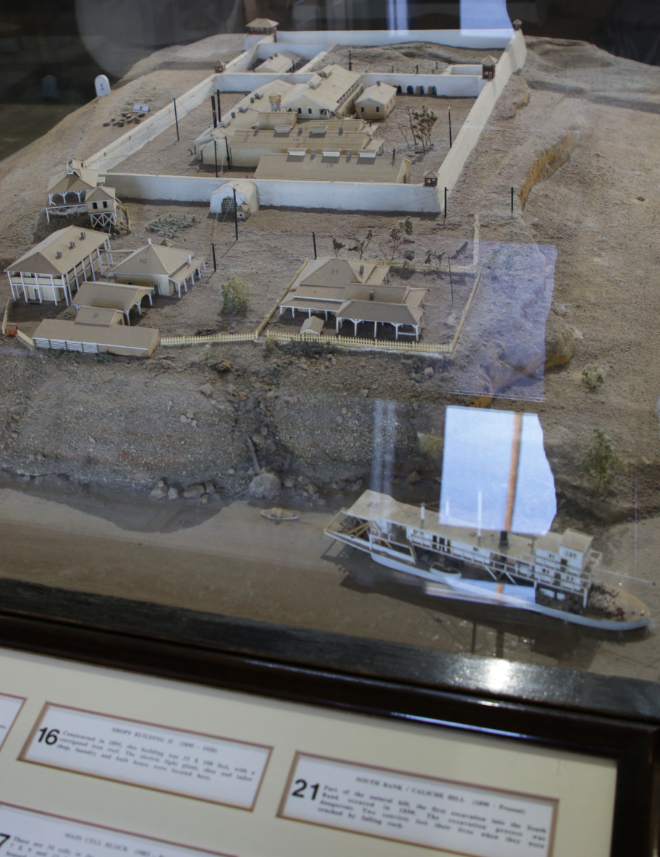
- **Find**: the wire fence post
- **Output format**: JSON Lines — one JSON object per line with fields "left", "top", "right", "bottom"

{"left": 511, "top": 186, "right": 514, "bottom": 214}
{"left": 173, "top": 97, "right": 179, "bottom": 141}
{"left": 225, "top": 136, "right": 231, "bottom": 168}
{"left": 233, "top": 188, "right": 238, "bottom": 240}
{"left": 212, "top": 243, "right": 217, "bottom": 272}
{"left": 444, "top": 187, "right": 447, "bottom": 218}
{"left": 448, "top": 257, "right": 454, "bottom": 309}
{"left": 312, "top": 231, "right": 317, "bottom": 259}
{"left": 211, "top": 96, "right": 217, "bottom": 128}
{"left": 214, "top": 139, "right": 218, "bottom": 178}
{"left": 216, "top": 90, "right": 221, "bottom": 121}
{"left": 448, "top": 106, "right": 452, "bottom": 148}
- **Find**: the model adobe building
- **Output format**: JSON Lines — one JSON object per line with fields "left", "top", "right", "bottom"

{"left": 279, "top": 257, "right": 426, "bottom": 339}
{"left": 109, "top": 241, "right": 205, "bottom": 298}
{"left": 354, "top": 82, "right": 397, "bottom": 120}
{"left": 6, "top": 225, "right": 113, "bottom": 305}
{"left": 71, "top": 281, "right": 154, "bottom": 324}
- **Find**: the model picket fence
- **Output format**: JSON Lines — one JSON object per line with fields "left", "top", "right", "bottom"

{"left": 265, "top": 330, "right": 451, "bottom": 354}
{"left": 160, "top": 332, "right": 255, "bottom": 346}
{"left": 373, "top": 259, "right": 478, "bottom": 275}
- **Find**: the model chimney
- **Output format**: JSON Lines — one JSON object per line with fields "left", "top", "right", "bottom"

{"left": 359, "top": 264, "right": 364, "bottom": 275}
{"left": 369, "top": 290, "right": 374, "bottom": 300}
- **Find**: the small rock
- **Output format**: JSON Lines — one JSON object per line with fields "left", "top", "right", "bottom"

{"left": 283, "top": 477, "right": 295, "bottom": 488}
{"left": 161, "top": 238, "right": 174, "bottom": 247}
{"left": 185, "top": 411, "right": 195, "bottom": 420}
{"left": 424, "top": 366, "right": 434, "bottom": 377}
{"left": 183, "top": 484, "right": 205, "bottom": 499}
{"left": 150, "top": 485, "right": 167, "bottom": 500}
{"left": 180, "top": 415, "right": 189, "bottom": 424}
{"left": 103, "top": 122, "right": 111, "bottom": 127}
{"left": 362, "top": 388, "right": 370, "bottom": 397}
{"left": 407, "top": 470, "right": 421, "bottom": 484}
{"left": 199, "top": 384, "right": 213, "bottom": 397}
{"left": 204, "top": 481, "right": 215, "bottom": 494}
{"left": 403, "top": 249, "right": 415, "bottom": 261}
{"left": 167, "top": 487, "right": 179, "bottom": 501}
{"left": 248, "top": 472, "right": 281, "bottom": 500}
{"left": 228, "top": 468, "right": 235, "bottom": 475}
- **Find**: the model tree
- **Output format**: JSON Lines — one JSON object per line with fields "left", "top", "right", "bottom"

{"left": 583, "top": 429, "right": 623, "bottom": 498}
{"left": 388, "top": 217, "right": 414, "bottom": 260}
{"left": 349, "top": 228, "right": 373, "bottom": 259}
{"left": 221, "top": 274, "right": 251, "bottom": 316}
{"left": 332, "top": 237, "right": 346, "bottom": 256}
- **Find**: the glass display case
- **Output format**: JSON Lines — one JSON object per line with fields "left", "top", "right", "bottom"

{"left": 1, "top": 2, "right": 659, "bottom": 855}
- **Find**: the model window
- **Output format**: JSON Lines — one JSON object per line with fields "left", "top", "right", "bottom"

{"left": 308, "top": 108, "right": 312, "bottom": 114}
{"left": 361, "top": 106, "right": 364, "bottom": 112}
{"left": 102, "top": 201, "right": 108, "bottom": 208}
{"left": 92, "top": 202, "right": 98, "bottom": 209}
{"left": 376, "top": 106, "right": 379, "bottom": 112}
{"left": 297, "top": 108, "right": 301, "bottom": 113}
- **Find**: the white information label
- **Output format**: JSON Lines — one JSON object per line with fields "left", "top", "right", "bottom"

{"left": 278, "top": 754, "right": 557, "bottom": 857}
{"left": 21, "top": 704, "right": 271, "bottom": 810}
{"left": 0, "top": 694, "right": 24, "bottom": 749}
{"left": 0, "top": 804, "right": 232, "bottom": 857}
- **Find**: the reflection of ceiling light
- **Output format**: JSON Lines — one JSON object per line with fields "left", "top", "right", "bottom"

{"left": 485, "top": 659, "right": 514, "bottom": 693}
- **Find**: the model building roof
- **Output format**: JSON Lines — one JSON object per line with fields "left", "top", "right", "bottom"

{"left": 72, "top": 281, "right": 152, "bottom": 313}
{"left": 257, "top": 52, "right": 299, "bottom": 73}
{"left": 300, "top": 316, "right": 325, "bottom": 335}
{"left": 47, "top": 164, "right": 99, "bottom": 195}
{"left": 299, "top": 257, "right": 387, "bottom": 287}
{"left": 6, "top": 226, "right": 109, "bottom": 276}
{"left": 281, "top": 65, "right": 361, "bottom": 112}
{"left": 233, "top": 128, "right": 380, "bottom": 154}
{"left": 75, "top": 307, "right": 124, "bottom": 326}
{"left": 483, "top": 55, "right": 497, "bottom": 64}
{"left": 355, "top": 82, "right": 397, "bottom": 106}
{"left": 255, "top": 151, "right": 406, "bottom": 183}
{"left": 33, "top": 318, "right": 160, "bottom": 355}
{"left": 336, "top": 299, "right": 423, "bottom": 326}
{"left": 85, "top": 185, "right": 116, "bottom": 201}
{"left": 246, "top": 18, "right": 279, "bottom": 28}
{"left": 110, "top": 244, "right": 198, "bottom": 279}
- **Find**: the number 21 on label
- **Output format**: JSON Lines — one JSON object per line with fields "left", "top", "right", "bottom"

{"left": 291, "top": 779, "right": 319, "bottom": 800}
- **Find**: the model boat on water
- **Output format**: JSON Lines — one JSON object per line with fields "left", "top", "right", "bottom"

{"left": 324, "top": 490, "right": 650, "bottom": 631}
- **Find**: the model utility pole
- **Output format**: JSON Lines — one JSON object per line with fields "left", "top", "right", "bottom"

{"left": 312, "top": 231, "right": 317, "bottom": 259}
{"left": 233, "top": 188, "right": 238, "bottom": 240}
{"left": 214, "top": 139, "right": 218, "bottom": 178}
{"left": 211, "top": 96, "right": 217, "bottom": 128}
{"left": 448, "top": 107, "right": 452, "bottom": 148}
{"left": 444, "top": 187, "right": 447, "bottom": 218}
{"left": 173, "top": 97, "right": 180, "bottom": 141}
{"left": 212, "top": 243, "right": 217, "bottom": 272}
{"left": 216, "top": 91, "right": 221, "bottom": 121}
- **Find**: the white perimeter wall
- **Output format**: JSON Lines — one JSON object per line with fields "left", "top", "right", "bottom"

{"left": 92, "top": 29, "right": 525, "bottom": 213}
{"left": 267, "top": 28, "right": 514, "bottom": 49}
{"left": 435, "top": 29, "right": 526, "bottom": 203}
{"left": 104, "top": 173, "right": 443, "bottom": 213}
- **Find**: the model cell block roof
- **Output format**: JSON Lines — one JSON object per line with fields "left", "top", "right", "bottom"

{"left": 281, "top": 65, "right": 362, "bottom": 113}
{"left": 255, "top": 151, "right": 407, "bottom": 182}
{"left": 257, "top": 52, "right": 299, "bottom": 74}
{"left": 356, "top": 82, "right": 397, "bottom": 107}
{"left": 110, "top": 244, "right": 199, "bottom": 280}
{"left": 6, "top": 226, "right": 110, "bottom": 276}
{"left": 72, "top": 281, "right": 153, "bottom": 313}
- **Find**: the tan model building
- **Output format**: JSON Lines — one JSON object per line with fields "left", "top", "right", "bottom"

{"left": 47, "top": 159, "right": 99, "bottom": 207}
{"left": 109, "top": 242, "right": 204, "bottom": 298}
{"left": 280, "top": 65, "right": 363, "bottom": 119}
{"left": 257, "top": 51, "right": 299, "bottom": 73}
{"left": 71, "top": 281, "right": 154, "bottom": 324}
{"left": 5, "top": 226, "right": 113, "bottom": 305}
{"left": 278, "top": 257, "right": 425, "bottom": 340}
{"left": 255, "top": 150, "right": 409, "bottom": 183}
{"left": 355, "top": 82, "right": 397, "bottom": 120}
{"left": 86, "top": 185, "right": 119, "bottom": 228}
{"left": 199, "top": 116, "right": 380, "bottom": 168}
{"left": 246, "top": 18, "right": 279, "bottom": 35}
{"left": 33, "top": 316, "right": 160, "bottom": 357}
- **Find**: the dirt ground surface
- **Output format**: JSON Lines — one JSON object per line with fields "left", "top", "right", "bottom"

{"left": 1, "top": 36, "right": 660, "bottom": 683}
{"left": 312, "top": 43, "right": 503, "bottom": 75}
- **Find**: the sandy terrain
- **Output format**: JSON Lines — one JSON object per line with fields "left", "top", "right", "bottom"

{"left": 1, "top": 36, "right": 660, "bottom": 683}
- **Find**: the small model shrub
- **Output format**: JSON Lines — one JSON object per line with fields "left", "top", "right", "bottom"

{"left": 582, "top": 365, "right": 605, "bottom": 391}
{"left": 348, "top": 228, "right": 373, "bottom": 259}
{"left": 583, "top": 428, "right": 623, "bottom": 498}
{"left": 332, "top": 237, "right": 346, "bottom": 256}
{"left": 220, "top": 274, "right": 251, "bottom": 317}
{"left": 388, "top": 217, "right": 414, "bottom": 260}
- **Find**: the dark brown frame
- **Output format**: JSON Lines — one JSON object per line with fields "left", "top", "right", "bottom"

{"left": 0, "top": 578, "right": 658, "bottom": 857}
